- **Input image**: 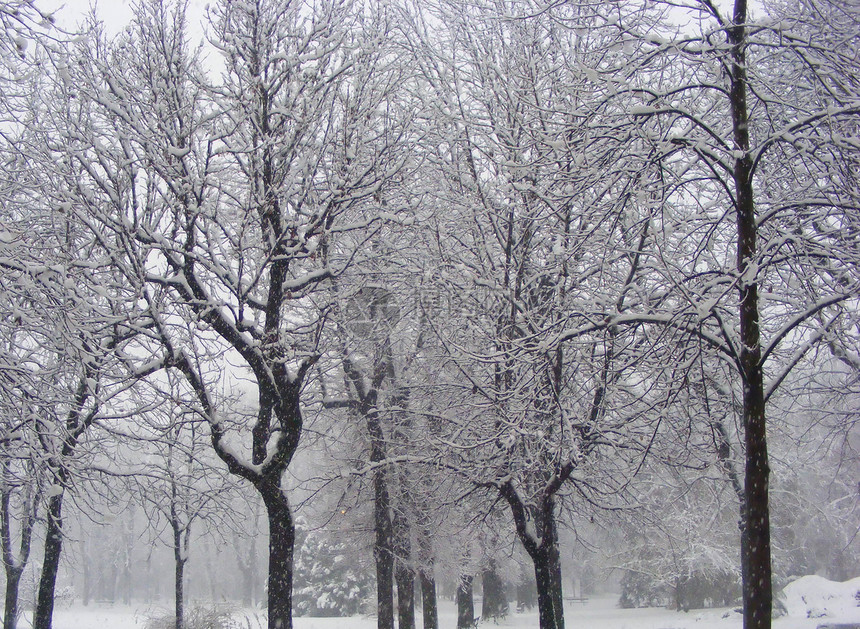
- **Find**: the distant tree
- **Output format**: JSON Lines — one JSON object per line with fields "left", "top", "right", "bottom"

{"left": 125, "top": 384, "right": 238, "bottom": 629}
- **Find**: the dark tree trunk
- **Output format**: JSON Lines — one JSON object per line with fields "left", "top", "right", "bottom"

{"left": 419, "top": 570, "right": 437, "bottom": 629}
{"left": 501, "top": 486, "right": 566, "bottom": 629}
{"left": 727, "top": 1, "right": 772, "bottom": 627}
{"left": 173, "top": 521, "right": 185, "bottom": 629}
{"left": 481, "top": 561, "right": 509, "bottom": 620}
{"left": 534, "top": 547, "right": 564, "bottom": 629}
{"left": 3, "top": 567, "right": 23, "bottom": 629}
{"left": 374, "top": 503, "right": 395, "bottom": 629}
{"left": 396, "top": 563, "right": 415, "bottom": 629}
{"left": 34, "top": 493, "right": 64, "bottom": 629}
{"left": 456, "top": 575, "right": 475, "bottom": 629}
{"left": 366, "top": 399, "right": 394, "bottom": 629}
{"left": 392, "top": 500, "right": 414, "bottom": 629}
{"left": 175, "top": 556, "right": 185, "bottom": 629}
{"left": 415, "top": 502, "right": 437, "bottom": 629}
{"left": 260, "top": 484, "right": 295, "bottom": 629}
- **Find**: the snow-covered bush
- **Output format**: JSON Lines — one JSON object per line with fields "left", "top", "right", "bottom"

{"left": 618, "top": 570, "right": 669, "bottom": 609}
{"left": 619, "top": 568, "right": 739, "bottom": 611}
{"left": 292, "top": 525, "right": 374, "bottom": 617}
{"left": 143, "top": 604, "right": 235, "bottom": 629}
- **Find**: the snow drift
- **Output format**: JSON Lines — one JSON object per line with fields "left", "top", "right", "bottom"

{"left": 781, "top": 575, "right": 860, "bottom": 619}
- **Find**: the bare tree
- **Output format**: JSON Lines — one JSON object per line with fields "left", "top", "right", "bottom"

{"left": 589, "top": 0, "right": 860, "bottom": 626}
{"left": 38, "top": 1, "right": 413, "bottom": 627}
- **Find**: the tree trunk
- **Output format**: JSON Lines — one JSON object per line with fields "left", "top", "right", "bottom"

{"left": 260, "top": 484, "right": 295, "bottom": 629}
{"left": 481, "top": 561, "right": 509, "bottom": 621}
{"left": 174, "top": 522, "right": 185, "bottom": 629}
{"left": 392, "top": 500, "right": 414, "bottom": 629}
{"left": 396, "top": 562, "right": 415, "bottom": 629}
{"left": 34, "top": 492, "right": 64, "bottom": 629}
{"left": 375, "top": 530, "right": 395, "bottom": 629}
{"left": 534, "top": 547, "right": 564, "bottom": 629}
{"left": 419, "top": 570, "right": 437, "bottom": 629}
{"left": 456, "top": 575, "right": 475, "bottom": 629}
{"left": 368, "top": 403, "right": 394, "bottom": 629}
{"left": 727, "top": 1, "right": 772, "bottom": 627}
{"left": 175, "top": 556, "right": 185, "bottom": 629}
{"left": 3, "top": 567, "right": 23, "bottom": 629}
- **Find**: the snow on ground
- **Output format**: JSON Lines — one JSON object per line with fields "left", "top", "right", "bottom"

{"left": 782, "top": 576, "right": 860, "bottom": 621}
{"left": 22, "top": 577, "right": 860, "bottom": 629}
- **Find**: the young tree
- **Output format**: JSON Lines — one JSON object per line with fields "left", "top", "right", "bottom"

{"left": 125, "top": 388, "right": 238, "bottom": 629}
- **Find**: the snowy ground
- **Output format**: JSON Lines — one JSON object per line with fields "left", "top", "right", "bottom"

{"left": 20, "top": 576, "right": 860, "bottom": 629}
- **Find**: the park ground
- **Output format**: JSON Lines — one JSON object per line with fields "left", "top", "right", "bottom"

{"left": 19, "top": 575, "right": 860, "bottom": 629}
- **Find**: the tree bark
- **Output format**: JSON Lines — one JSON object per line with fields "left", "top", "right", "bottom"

{"left": 396, "top": 562, "right": 415, "bottom": 629}
{"left": 260, "top": 484, "right": 295, "bottom": 629}
{"left": 393, "top": 499, "right": 414, "bottom": 629}
{"left": 174, "top": 556, "right": 185, "bottom": 629}
{"left": 372, "top": 451, "right": 395, "bottom": 629}
{"left": 374, "top": 514, "right": 395, "bottom": 629}
{"left": 456, "top": 575, "right": 475, "bottom": 629}
{"left": 2, "top": 467, "right": 35, "bottom": 629}
{"left": 173, "top": 520, "right": 186, "bottom": 629}
{"left": 501, "top": 484, "right": 565, "bottom": 629}
{"left": 365, "top": 393, "right": 394, "bottom": 629}
{"left": 3, "top": 567, "right": 22, "bottom": 629}
{"left": 533, "top": 546, "right": 564, "bottom": 629}
{"left": 34, "top": 493, "right": 64, "bottom": 629}
{"left": 726, "top": 1, "right": 772, "bottom": 627}
{"left": 419, "top": 570, "right": 438, "bottom": 629}
{"left": 481, "top": 561, "right": 509, "bottom": 620}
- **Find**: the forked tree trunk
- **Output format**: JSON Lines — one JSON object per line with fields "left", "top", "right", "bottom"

{"left": 2, "top": 470, "right": 35, "bottom": 629}
{"left": 501, "top": 484, "right": 566, "bottom": 629}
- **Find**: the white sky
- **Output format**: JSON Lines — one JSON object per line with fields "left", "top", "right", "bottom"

{"left": 41, "top": 0, "right": 210, "bottom": 40}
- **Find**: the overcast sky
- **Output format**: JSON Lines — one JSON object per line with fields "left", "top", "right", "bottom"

{"left": 42, "top": 0, "right": 210, "bottom": 39}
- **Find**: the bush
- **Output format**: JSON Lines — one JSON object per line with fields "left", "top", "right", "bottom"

{"left": 143, "top": 604, "right": 236, "bottom": 629}
{"left": 618, "top": 569, "right": 740, "bottom": 611}
{"left": 619, "top": 570, "right": 669, "bottom": 609}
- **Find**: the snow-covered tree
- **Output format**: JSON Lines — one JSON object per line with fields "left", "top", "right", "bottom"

{"left": 292, "top": 520, "right": 374, "bottom": 617}
{"left": 403, "top": 3, "right": 673, "bottom": 628}
{"left": 37, "top": 1, "right": 414, "bottom": 627}
{"left": 591, "top": 0, "right": 860, "bottom": 626}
